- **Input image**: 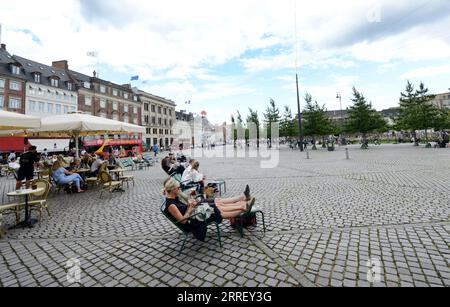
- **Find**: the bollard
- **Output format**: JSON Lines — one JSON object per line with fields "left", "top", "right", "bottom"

{"left": 346, "top": 148, "right": 350, "bottom": 160}
{"left": 306, "top": 149, "right": 310, "bottom": 160}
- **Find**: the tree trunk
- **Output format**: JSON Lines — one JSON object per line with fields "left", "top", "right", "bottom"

{"left": 412, "top": 130, "right": 419, "bottom": 146}
{"left": 312, "top": 137, "right": 317, "bottom": 150}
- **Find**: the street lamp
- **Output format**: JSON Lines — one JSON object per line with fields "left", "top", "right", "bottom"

{"left": 336, "top": 92, "right": 344, "bottom": 145}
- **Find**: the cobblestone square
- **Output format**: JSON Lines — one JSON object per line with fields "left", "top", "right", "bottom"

{"left": 0, "top": 144, "right": 449, "bottom": 287}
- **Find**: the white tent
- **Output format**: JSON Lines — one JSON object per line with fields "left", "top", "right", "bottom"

{"left": 0, "top": 113, "right": 145, "bottom": 157}
{"left": 0, "top": 110, "right": 41, "bottom": 130}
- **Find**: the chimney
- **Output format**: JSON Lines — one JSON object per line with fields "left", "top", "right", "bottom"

{"left": 122, "top": 84, "right": 131, "bottom": 89}
{"left": 0, "top": 44, "right": 5, "bottom": 50}
{"left": 52, "top": 60, "right": 69, "bottom": 70}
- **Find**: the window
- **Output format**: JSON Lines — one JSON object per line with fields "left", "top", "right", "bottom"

{"left": 159, "top": 129, "right": 163, "bottom": 135}
{"left": 84, "top": 82, "right": 90, "bottom": 89}
{"left": 133, "top": 96, "right": 138, "bottom": 102}
{"left": 113, "top": 89, "right": 118, "bottom": 96}
{"left": 34, "top": 74, "right": 41, "bottom": 83}
{"left": 47, "top": 103, "right": 54, "bottom": 114}
{"left": 51, "top": 78, "right": 59, "bottom": 87}
{"left": 0, "top": 95, "right": 3, "bottom": 108}
{"left": 124, "top": 93, "right": 129, "bottom": 99}
{"left": 9, "top": 97, "right": 21, "bottom": 109}
{"left": 64, "top": 106, "right": 69, "bottom": 114}
{"left": 39, "top": 102, "right": 45, "bottom": 113}
{"left": 38, "top": 88, "right": 43, "bottom": 96}
{"left": 113, "top": 114, "right": 119, "bottom": 121}
{"left": 0, "top": 79, "right": 4, "bottom": 88}
{"left": 152, "top": 117, "right": 156, "bottom": 125}
{"left": 70, "top": 106, "right": 76, "bottom": 113}
{"left": 28, "top": 100, "right": 36, "bottom": 112}
{"left": 10, "top": 81, "right": 21, "bottom": 91}
{"left": 144, "top": 115, "right": 149, "bottom": 124}
{"left": 153, "top": 129, "right": 158, "bottom": 134}
{"left": 67, "top": 83, "right": 73, "bottom": 91}
{"left": 11, "top": 65, "right": 21, "bottom": 75}
{"left": 99, "top": 112, "right": 107, "bottom": 118}
{"left": 85, "top": 96, "right": 92, "bottom": 106}
{"left": 169, "top": 109, "right": 172, "bottom": 116}
{"left": 158, "top": 118, "right": 162, "bottom": 125}
{"left": 124, "top": 105, "right": 129, "bottom": 113}
{"left": 113, "top": 102, "right": 118, "bottom": 111}
{"left": 163, "top": 108, "right": 167, "bottom": 115}
{"left": 144, "top": 103, "right": 149, "bottom": 111}
{"left": 124, "top": 117, "right": 129, "bottom": 123}
{"left": 133, "top": 106, "right": 138, "bottom": 114}
{"left": 158, "top": 106, "right": 162, "bottom": 114}
{"left": 169, "top": 120, "right": 172, "bottom": 126}
{"left": 133, "top": 118, "right": 138, "bottom": 124}
{"left": 100, "top": 85, "right": 106, "bottom": 93}
{"left": 55, "top": 104, "right": 62, "bottom": 114}
{"left": 100, "top": 99, "right": 106, "bottom": 108}
{"left": 164, "top": 119, "right": 167, "bottom": 126}
{"left": 64, "top": 93, "right": 69, "bottom": 101}
{"left": 151, "top": 105, "right": 155, "bottom": 112}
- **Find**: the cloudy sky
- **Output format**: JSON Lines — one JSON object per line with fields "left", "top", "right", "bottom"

{"left": 1, "top": 0, "right": 450, "bottom": 124}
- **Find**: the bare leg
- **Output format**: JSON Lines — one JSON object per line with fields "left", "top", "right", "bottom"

{"left": 216, "top": 201, "right": 247, "bottom": 212}
{"left": 216, "top": 194, "right": 246, "bottom": 205}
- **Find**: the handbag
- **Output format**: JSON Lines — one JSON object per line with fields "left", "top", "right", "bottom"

{"left": 191, "top": 203, "right": 214, "bottom": 222}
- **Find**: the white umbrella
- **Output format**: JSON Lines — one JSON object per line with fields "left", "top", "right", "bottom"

{"left": 0, "top": 110, "right": 41, "bottom": 130}
{"left": 0, "top": 113, "right": 145, "bottom": 157}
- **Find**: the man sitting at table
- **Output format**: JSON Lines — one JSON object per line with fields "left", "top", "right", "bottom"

{"left": 15, "top": 146, "right": 41, "bottom": 190}
{"left": 90, "top": 154, "right": 107, "bottom": 177}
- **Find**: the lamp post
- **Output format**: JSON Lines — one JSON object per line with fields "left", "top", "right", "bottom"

{"left": 336, "top": 92, "right": 343, "bottom": 145}
{"left": 201, "top": 111, "right": 207, "bottom": 151}
{"left": 296, "top": 74, "right": 304, "bottom": 152}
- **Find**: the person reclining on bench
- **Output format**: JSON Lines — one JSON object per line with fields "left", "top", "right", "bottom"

{"left": 163, "top": 178, "right": 255, "bottom": 241}
{"left": 52, "top": 161, "right": 85, "bottom": 193}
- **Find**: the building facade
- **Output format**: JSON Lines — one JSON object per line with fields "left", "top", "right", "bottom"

{"left": 431, "top": 92, "right": 450, "bottom": 109}
{"left": 139, "top": 90, "right": 176, "bottom": 149}
{"left": 11, "top": 57, "right": 78, "bottom": 118}
{"left": 0, "top": 44, "right": 27, "bottom": 114}
{"left": 64, "top": 64, "right": 141, "bottom": 125}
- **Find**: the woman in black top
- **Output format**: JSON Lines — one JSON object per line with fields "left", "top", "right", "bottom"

{"left": 164, "top": 179, "right": 254, "bottom": 241}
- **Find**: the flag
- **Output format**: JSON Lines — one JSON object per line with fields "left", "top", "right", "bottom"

{"left": 86, "top": 51, "right": 99, "bottom": 58}
{"left": 131, "top": 75, "right": 139, "bottom": 81}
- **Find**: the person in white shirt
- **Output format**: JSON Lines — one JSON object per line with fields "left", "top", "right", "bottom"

{"left": 8, "top": 158, "right": 20, "bottom": 171}
{"left": 90, "top": 155, "right": 106, "bottom": 177}
{"left": 181, "top": 160, "right": 205, "bottom": 193}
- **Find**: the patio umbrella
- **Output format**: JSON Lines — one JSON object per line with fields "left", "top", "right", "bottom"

{"left": 0, "top": 113, "right": 145, "bottom": 157}
{"left": 0, "top": 110, "right": 41, "bottom": 130}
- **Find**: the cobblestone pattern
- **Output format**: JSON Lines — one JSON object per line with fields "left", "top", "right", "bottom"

{"left": 0, "top": 144, "right": 449, "bottom": 287}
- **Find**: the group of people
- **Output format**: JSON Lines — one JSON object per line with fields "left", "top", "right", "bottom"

{"left": 3, "top": 147, "right": 111, "bottom": 194}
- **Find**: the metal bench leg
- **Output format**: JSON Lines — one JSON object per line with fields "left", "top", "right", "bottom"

{"left": 215, "top": 223, "right": 222, "bottom": 248}
{"left": 178, "top": 233, "right": 188, "bottom": 256}
{"left": 258, "top": 211, "right": 266, "bottom": 233}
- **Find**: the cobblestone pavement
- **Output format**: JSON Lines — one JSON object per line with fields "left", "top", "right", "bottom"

{"left": 0, "top": 144, "right": 449, "bottom": 287}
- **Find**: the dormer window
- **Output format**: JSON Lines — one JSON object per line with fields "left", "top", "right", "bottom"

{"left": 84, "top": 82, "right": 90, "bottom": 89}
{"left": 124, "top": 93, "right": 129, "bottom": 99}
{"left": 11, "top": 65, "right": 21, "bottom": 75}
{"left": 67, "top": 83, "right": 73, "bottom": 91}
{"left": 50, "top": 78, "right": 59, "bottom": 87}
{"left": 34, "top": 73, "right": 41, "bottom": 83}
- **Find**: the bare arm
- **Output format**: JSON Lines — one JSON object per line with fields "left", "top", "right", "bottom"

{"left": 168, "top": 203, "right": 195, "bottom": 225}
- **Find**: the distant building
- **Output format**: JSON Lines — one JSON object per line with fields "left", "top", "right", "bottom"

{"left": 138, "top": 89, "right": 176, "bottom": 148}
{"left": 12, "top": 57, "right": 78, "bottom": 118}
{"left": 0, "top": 44, "right": 27, "bottom": 114}
{"left": 431, "top": 92, "right": 450, "bottom": 109}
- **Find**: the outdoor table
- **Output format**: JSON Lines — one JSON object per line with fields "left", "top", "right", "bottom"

{"left": 109, "top": 169, "right": 126, "bottom": 181}
{"left": 7, "top": 188, "right": 45, "bottom": 229}
{"left": 34, "top": 169, "right": 46, "bottom": 179}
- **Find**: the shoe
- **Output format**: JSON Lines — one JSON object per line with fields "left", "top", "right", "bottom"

{"left": 246, "top": 198, "right": 256, "bottom": 213}
{"left": 244, "top": 185, "right": 251, "bottom": 201}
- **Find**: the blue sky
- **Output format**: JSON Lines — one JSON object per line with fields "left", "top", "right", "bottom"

{"left": 1, "top": 0, "right": 450, "bottom": 124}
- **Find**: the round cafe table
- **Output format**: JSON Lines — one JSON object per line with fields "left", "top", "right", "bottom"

{"left": 7, "top": 188, "right": 45, "bottom": 229}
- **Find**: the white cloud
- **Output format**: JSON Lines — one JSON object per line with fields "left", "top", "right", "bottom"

{"left": 401, "top": 64, "right": 450, "bottom": 79}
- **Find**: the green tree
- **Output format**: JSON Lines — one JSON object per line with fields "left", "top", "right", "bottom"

{"left": 398, "top": 81, "right": 420, "bottom": 145}
{"left": 302, "top": 93, "right": 333, "bottom": 150}
{"left": 247, "top": 108, "right": 261, "bottom": 148}
{"left": 346, "top": 87, "right": 387, "bottom": 149}
{"left": 263, "top": 99, "right": 281, "bottom": 148}
{"left": 415, "top": 82, "right": 438, "bottom": 146}
{"left": 280, "top": 106, "right": 296, "bottom": 140}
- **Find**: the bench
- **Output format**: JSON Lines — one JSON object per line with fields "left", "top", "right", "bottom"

{"left": 117, "top": 158, "right": 136, "bottom": 171}
{"left": 142, "top": 154, "right": 155, "bottom": 167}
{"left": 160, "top": 201, "right": 222, "bottom": 255}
